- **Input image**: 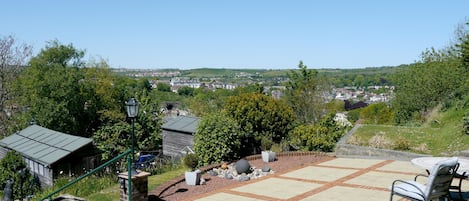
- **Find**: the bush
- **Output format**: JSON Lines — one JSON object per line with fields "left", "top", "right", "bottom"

{"left": 463, "top": 112, "right": 469, "bottom": 135}
{"left": 183, "top": 153, "right": 199, "bottom": 171}
{"left": 346, "top": 135, "right": 363, "bottom": 146}
{"left": 368, "top": 134, "right": 392, "bottom": 149}
{"left": 289, "top": 124, "right": 336, "bottom": 152}
{"left": 393, "top": 137, "right": 411, "bottom": 151}
{"left": 347, "top": 109, "right": 361, "bottom": 124}
{"left": 360, "top": 102, "right": 394, "bottom": 124}
{"left": 0, "top": 150, "right": 39, "bottom": 200}
{"left": 289, "top": 113, "right": 350, "bottom": 152}
{"left": 194, "top": 113, "right": 242, "bottom": 166}
{"left": 413, "top": 143, "right": 430, "bottom": 153}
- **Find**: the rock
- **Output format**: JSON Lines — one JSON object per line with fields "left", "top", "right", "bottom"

{"left": 235, "top": 159, "right": 251, "bottom": 174}
{"left": 200, "top": 178, "right": 206, "bottom": 185}
{"left": 224, "top": 173, "right": 233, "bottom": 180}
{"left": 262, "top": 165, "right": 271, "bottom": 172}
{"left": 221, "top": 162, "right": 229, "bottom": 170}
{"left": 239, "top": 175, "right": 250, "bottom": 181}
{"left": 209, "top": 170, "right": 218, "bottom": 176}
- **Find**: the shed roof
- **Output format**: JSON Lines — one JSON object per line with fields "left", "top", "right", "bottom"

{"left": 0, "top": 125, "right": 92, "bottom": 166}
{"left": 162, "top": 115, "right": 200, "bottom": 134}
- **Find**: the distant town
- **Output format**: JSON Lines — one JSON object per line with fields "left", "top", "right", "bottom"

{"left": 114, "top": 68, "right": 395, "bottom": 104}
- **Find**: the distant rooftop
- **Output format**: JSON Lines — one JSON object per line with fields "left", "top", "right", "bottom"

{"left": 0, "top": 125, "right": 92, "bottom": 166}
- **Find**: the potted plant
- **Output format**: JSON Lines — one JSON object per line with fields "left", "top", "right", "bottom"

{"left": 183, "top": 153, "right": 201, "bottom": 185}
{"left": 261, "top": 136, "right": 276, "bottom": 162}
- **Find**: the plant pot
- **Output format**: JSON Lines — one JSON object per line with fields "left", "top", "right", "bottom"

{"left": 185, "top": 170, "right": 201, "bottom": 185}
{"left": 261, "top": 151, "right": 276, "bottom": 162}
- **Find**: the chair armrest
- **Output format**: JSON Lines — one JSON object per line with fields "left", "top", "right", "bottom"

{"left": 414, "top": 173, "right": 428, "bottom": 182}
{"left": 391, "top": 179, "right": 426, "bottom": 197}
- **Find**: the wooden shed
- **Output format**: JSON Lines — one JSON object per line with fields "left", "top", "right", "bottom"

{"left": 161, "top": 115, "right": 200, "bottom": 159}
{"left": 0, "top": 125, "right": 95, "bottom": 187}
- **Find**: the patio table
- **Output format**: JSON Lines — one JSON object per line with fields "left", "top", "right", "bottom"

{"left": 411, "top": 157, "right": 469, "bottom": 200}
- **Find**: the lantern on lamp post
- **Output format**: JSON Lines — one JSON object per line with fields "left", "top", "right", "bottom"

{"left": 126, "top": 98, "right": 139, "bottom": 176}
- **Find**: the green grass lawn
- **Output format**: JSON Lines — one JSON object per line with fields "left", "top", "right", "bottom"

{"left": 30, "top": 165, "right": 186, "bottom": 201}
{"left": 84, "top": 165, "right": 186, "bottom": 201}
{"left": 349, "top": 107, "right": 469, "bottom": 156}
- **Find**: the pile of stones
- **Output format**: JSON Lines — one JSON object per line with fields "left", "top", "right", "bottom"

{"left": 208, "top": 159, "right": 274, "bottom": 181}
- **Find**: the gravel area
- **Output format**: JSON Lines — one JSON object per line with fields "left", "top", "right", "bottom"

{"left": 149, "top": 153, "right": 333, "bottom": 201}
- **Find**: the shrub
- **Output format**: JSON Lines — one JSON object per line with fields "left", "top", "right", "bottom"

{"left": 261, "top": 136, "right": 274, "bottom": 151}
{"left": 463, "top": 112, "right": 469, "bottom": 135}
{"left": 393, "top": 137, "right": 411, "bottom": 151}
{"left": 183, "top": 153, "right": 199, "bottom": 171}
{"left": 368, "top": 134, "right": 392, "bottom": 149}
{"left": 346, "top": 135, "right": 363, "bottom": 146}
{"left": 194, "top": 113, "right": 242, "bottom": 166}
{"left": 0, "top": 150, "right": 39, "bottom": 200}
{"left": 289, "top": 113, "right": 350, "bottom": 152}
{"left": 347, "top": 109, "right": 361, "bottom": 124}
{"left": 270, "top": 143, "right": 283, "bottom": 153}
{"left": 413, "top": 143, "right": 430, "bottom": 153}
{"left": 360, "top": 102, "right": 395, "bottom": 124}
{"left": 289, "top": 124, "right": 336, "bottom": 152}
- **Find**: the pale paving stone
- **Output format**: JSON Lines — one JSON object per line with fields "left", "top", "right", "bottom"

{"left": 232, "top": 177, "right": 322, "bottom": 200}
{"left": 195, "top": 192, "right": 264, "bottom": 201}
{"left": 344, "top": 171, "right": 417, "bottom": 189}
{"left": 377, "top": 160, "right": 425, "bottom": 174}
{"left": 300, "top": 186, "right": 389, "bottom": 201}
{"left": 318, "top": 158, "right": 385, "bottom": 169}
{"left": 282, "top": 166, "right": 358, "bottom": 182}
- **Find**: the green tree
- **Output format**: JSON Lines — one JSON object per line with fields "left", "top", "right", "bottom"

{"left": 93, "top": 91, "right": 162, "bottom": 161}
{"left": 187, "top": 89, "right": 225, "bottom": 116}
{"left": 0, "top": 151, "right": 39, "bottom": 200}
{"left": 156, "top": 82, "right": 171, "bottom": 92}
{"left": 178, "top": 86, "right": 195, "bottom": 96}
{"left": 137, "top": 78, "right": 152, "bottom": 92}
{"left": 193, "top": 113, "right": 242, "bottom": 166}
{"left": 285, "top": 61, "right": 328, "bottom": 124}
{"left": 224, "top": 92, "right": 294, "bottom": 155}
{"left": 392, "top": 50, "right": 464, "bottom": 124}
{"left": 360, "top": 102, "right": 394, "bottom": 124}
{"left": 0, "top": 35, "right": 32, "bottom": 136}
{"left": 14, "top": 40, "right": 88, "bottom": 136}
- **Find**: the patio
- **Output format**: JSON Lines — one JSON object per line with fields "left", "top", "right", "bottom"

{"left": 188, "top": 157, "right": 469, "bottom": 201}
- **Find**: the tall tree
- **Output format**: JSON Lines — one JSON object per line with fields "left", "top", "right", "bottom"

{"left": 93, "top": 90, "right": 163, "bottom": 161}
{"left": 14, "top": 40, "right": 88, "bottom": 136}
{"left": 285, "top": 61, "right": 328, "bottom": 124}
{"left": 0, "top": 36, "right": 32, "bottom": 136}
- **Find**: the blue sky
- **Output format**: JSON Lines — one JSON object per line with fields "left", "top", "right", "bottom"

{"left": 2, "top": 1, "right": 468, "bottom": 69}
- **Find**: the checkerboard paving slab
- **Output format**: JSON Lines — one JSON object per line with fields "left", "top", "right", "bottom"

{"left": 231, "top": 177, "right": 323, "bottom": 200}
{"left": 317, "top": 158, "right": 385, "bottom": 169}
{"left": 193, "top": 158, "right": 435, "bottom": 201}
{"left": 281, "top": 166, "right": 359, "bottom": 182}
{"left": 194, "top": 192, "right": 265, "bottom": 201}
{"left": 300, "top": 186, "right": 390, "bottom": 201}
{"left": 376, "top": 160, "right": 425, "bottom": 174}
{"left": 344, "top": 171, "right": 418, "bottom": 189}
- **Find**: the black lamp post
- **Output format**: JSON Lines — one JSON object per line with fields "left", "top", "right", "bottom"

{"left": 126, "top": 98, "right": 139, "bottom": 176}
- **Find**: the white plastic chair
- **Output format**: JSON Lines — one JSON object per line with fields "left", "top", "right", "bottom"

{"left": 389, "top": 157, "right": 459, "bottom": 201}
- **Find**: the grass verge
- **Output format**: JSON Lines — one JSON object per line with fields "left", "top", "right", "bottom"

{"left": 350, "top": 107, "right": 469, "bottom": 155}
